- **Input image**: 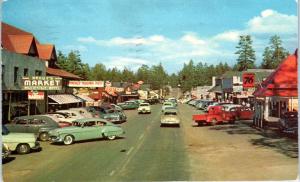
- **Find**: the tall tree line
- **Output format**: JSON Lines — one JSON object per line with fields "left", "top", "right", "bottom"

{"left": 56, "top": 35, "right": 290, "bottom": 91}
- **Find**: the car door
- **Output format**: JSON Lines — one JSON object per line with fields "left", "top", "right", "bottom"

{"left": 27, "top": 118, "right": 42, "bottom": 134}
{"left": 6, "top": 118, "right": 30, "bottom": 133}
{"left": 78, "top": 121, "right": 100, "bottom": 140}
{"left": 239, "top": 107, "right": 253, "bottom": 120}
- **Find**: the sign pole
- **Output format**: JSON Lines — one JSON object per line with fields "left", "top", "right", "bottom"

{"left": 28, "top": 99, "right": 30, "bottom": 116}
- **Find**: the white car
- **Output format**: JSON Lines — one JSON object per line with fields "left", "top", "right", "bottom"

{"left": 160, "top": 107, "right": 180, "bottom": 127}
{"left": 138, "top": 103, "right": 151, "bottom": 114}
{"left": 51, "top": 110, "right": 85, "bottom": 123}
{"left": 162, "top": 102, "right": 174, "bottom": 112}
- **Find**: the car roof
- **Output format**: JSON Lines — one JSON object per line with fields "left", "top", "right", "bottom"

{"left": 73, "top": 118, "right": 109, "bottom": 123}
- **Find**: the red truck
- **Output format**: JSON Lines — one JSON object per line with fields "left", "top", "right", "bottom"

{"left": 192, "top": 105, "right": 236, "bottom": 126}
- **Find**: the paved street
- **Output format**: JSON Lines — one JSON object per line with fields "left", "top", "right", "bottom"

{"left": 3, "top": 104, "right": 298, "bottom": 181}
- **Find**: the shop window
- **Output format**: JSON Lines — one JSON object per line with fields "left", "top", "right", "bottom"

{"left": 14, "top": 67, "right": 19, "bottom": 84}
{"left": 24, "top": 68, "right": 29, "bottom": 76}
{"left": 35, "top": 70, "right": 42, "bottom": 76}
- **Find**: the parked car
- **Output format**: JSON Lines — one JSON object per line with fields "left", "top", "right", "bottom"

{"left": 6, "top": 115, "right": 60, "bottom": 141}
{"left": 2, "top": 143, "right": 11, "bottom": 160}
{"left": 101, "top": 109, "right": 127, "bottom": 124}
{"left": 235, "top": 107, "right": 254, "bottom": 120}
{"left": 49, "top": 118, "right": 125, "bottom": 145}
{"left": 110, "top": 104, "right": 123, "bottom": 111}
{"left": 45, "top": 113, "right": 73, "bottom": 127}
{"left": 192, "top": 105, "right": 236, "bottom": 126}
{"left": 160, "top": 107, "right": 180, "bottom": 127}
{"left": 138, "top": 103, "right": 151, "bottom": 114}
{"left": 55, "top": 110, "right": 85, "bottom": 120}
{"left": 2, "top": 125, "right": 41, "bottom": 154}
{"left": 204, "top": 102, "right": 219, "bottom": 111}
{"left": 279, "top": 111, "right": 298, "bottom": 135}
{"left": 69, "top": 107, "right": 95, "bottom": 118}
{"left": 117, "top": 101, "right": 139, "bottom": 110}
{"left": 162, "top": 102, "right": 175, "bottom": 112}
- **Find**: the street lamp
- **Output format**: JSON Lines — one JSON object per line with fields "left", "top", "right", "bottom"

{"left": 177, "top": 84, "right": 181, "bottom": 99}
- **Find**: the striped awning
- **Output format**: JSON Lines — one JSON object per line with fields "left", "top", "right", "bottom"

{"left": 48, "top": 94, "right": 82, "bottom": 104}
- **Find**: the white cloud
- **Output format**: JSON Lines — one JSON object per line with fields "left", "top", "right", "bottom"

{"left": 105, "top": 57, "right": 150, "bottom": 71}
{"left": 246, "top": 9, "right": 297, "bottom": 34}
{"left": 213, "top": 31, "right": 241, "bottom": 42}
{"left": 181, "top": 33, "right": 206, "bottom": 45}
{"left": 77, "top": 36, "right": 97, "bottom": 43}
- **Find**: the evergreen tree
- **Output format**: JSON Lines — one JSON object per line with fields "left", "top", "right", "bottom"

{"left": 261, "top": 47, "right": 273, "bottom": 68}
{"left": 269, "top": 35, "right": 289, "bottom": 68}
{"left": 235, "top": 35, "right": 256, "bottom": 71}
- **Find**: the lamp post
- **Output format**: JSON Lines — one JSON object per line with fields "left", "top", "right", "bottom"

{"left": 177, "top": 84, "right": 181, "bottom": 100}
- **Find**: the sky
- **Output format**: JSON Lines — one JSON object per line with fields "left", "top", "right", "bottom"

{"left": 2, "top": 0, "right": 298, "bottom": 73}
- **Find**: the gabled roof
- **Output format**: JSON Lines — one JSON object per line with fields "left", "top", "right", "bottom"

{"left": 254, "top": 52, "right": 298, "bottom": 97}
{"left": 36, "top": 43, "right": 56, "bottom": 60}
{"left": 46, "top": 67, "right": 82, "bottom": 80}
{"left": 7, "top": 35, "right": 35, "bottom": 54}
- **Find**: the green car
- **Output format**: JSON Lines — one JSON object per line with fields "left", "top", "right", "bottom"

{"left": 117, "top": 101, "right": 139, "bottom": 110}
{"left": 48, "top": 118, "right": 125, "bottom": 145}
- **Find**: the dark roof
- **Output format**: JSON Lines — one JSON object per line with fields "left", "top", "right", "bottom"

{"left": 46, "top": 67, "right": 82, "bottom": 80}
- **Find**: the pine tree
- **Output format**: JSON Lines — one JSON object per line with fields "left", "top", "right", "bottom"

{"left": 261, "top": 47, "right": 273, "bottom": 68}
{"left": 235, "top": 35, "right": 256, "bottom": 71}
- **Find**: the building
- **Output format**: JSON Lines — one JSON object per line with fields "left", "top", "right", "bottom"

{"left": 253, "top": 51, "right": 298, "bottom": 128}
{"left": 1, "top": 22, "right": 82, "bottom": 121}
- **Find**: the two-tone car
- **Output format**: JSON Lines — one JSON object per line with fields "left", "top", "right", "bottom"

{"left": 2, "top": 125, "right": 41, "bottom": 154}
{"left": 138, "top": 103, "right": 151, "bottom": 114}
{"left": 161, "top": 102, "right": 175, "bottom": 112}
{"left": 49, "top": 118, "right": 125, "bottom": 145}
{"left": 5, "top": 115, "right": 60, "bottom": 141}
{"left": 117, "top": 101, "right": 139, "bottom": 110}
{"left": 160, "top": 107, "right": 180, "bottom": 127}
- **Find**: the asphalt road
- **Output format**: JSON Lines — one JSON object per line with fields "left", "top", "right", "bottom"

{"left": 2, "top": 104, "right": 298, "bottom": 181}
{"left": 2, "top": 105, "right": 189, "bottom": 182}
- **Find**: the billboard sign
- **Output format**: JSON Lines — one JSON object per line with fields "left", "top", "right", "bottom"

{"left": 242, "top": 73, "right": 255, "bottom": 88}
{"left": 28, "top": 91, "right": 44, "bottom": 100}
{"left": 68, "top": 81, "right": 104, "bottom": 87}
{"left": 22, "top": 76, "right": 62, "bottom": 90}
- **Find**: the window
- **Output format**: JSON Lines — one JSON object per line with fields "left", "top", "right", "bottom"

{"left": 1, "top": 65, "right": 4, "bottom": 81}
{"left": 15, "top": 119, "right": 28, "bottom": 125}
{"left": 35, "top": 70, "right": 42, "bottom": 76}
{"left": 84, "top": 121, "right": 96, "bottom": 127}
{"left": 14, "top": 67, "right": 19, "bottom": 84}
{"left": 29, "top": 119, "right": 41, "bottom": 125}
{"left": 24, "top": 68, "right": 29, "bottom": 76}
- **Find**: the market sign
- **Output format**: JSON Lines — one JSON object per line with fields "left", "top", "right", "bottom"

{"left": 28, "top": 91, "right": 44, "bottom": 100}
{"left": 22, "top": 76, "right": 62, "bottom": 90}
{"left": 242, "top": 73, "right": 255, "bottom": 88}
{"left": 68, "top": 81, "right": 104, "bottom": 87}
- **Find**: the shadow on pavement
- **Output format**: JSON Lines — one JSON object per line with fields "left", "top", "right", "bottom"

{"left": 2, "top": 156, "right": 16, "bottom": 164}
{"left": 209, "top": 123, "right": 298, "bottom": 158}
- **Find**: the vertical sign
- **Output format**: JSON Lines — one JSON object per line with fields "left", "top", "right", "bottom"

{"left": 242, "top": 73, "right": 255, "bottom": 88}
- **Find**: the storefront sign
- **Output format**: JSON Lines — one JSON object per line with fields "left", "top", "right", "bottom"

{"left": 68, "top": 81, "right": 104, "bottom": 87}
{"left": 242, "top": 73, "right": 255, "bottom": 88}
{"left": 233, "top": 85, "right": 243, "bottom": 92}
{"left": 28, "top": 91, "right": 44, "bottom": 100}
{"left": 22, "top": 76, "right": 62, "bottom": 90}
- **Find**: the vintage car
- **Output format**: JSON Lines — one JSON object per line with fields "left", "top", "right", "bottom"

{"left": 49, "top": 118, "right": 125, "bottom": 145}
{"left": 2, "top": 143, "right": 11, "bottom": 160}
{"left": 69, "top": 107, "right": 95, "bottom": 118}
{"left": 5, "top": 115, "right": 60, "bottom": 141}
{"left": 117, "top": 101, "right": 139, "bottom": 110}
{"left": 234, "top": 107, "right": 254, "bottom": 120}
{"left": 162, "top": 102, "right": 175, "bottom": 112}
{"left": 279, "top": 111, "right": 298, "bottom": 135}
{"left": 167, "top": 98, "right": 178, "bottom": 106}
{"left": 55, "top": 110, "right": 85, "bottom": 120}
{"left": 138, "top": 103, "right": 151, "bottom": 114}
{"left": 161, "top": 107, "right": 180, "bottom": 127}
{"left": 192, "top": 105, "right": 236, "bottom": 126}
{"left": 45, "top": 113, "right": 72, "bottom": 127}
{"left": 101, "top": 109, "right": 127, "bottom": 124}
{"left": 110, "top": 104, "right": 123, "bottom": 111}
{"left": 2, "top": 125, "right": 40, "bottom": 154}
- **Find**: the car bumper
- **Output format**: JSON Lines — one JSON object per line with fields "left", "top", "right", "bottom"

{"left": 161, "top": 121, "right": 180, "bottom": 125}
{"left": 31, "top": 141, "right": 41, "bottom": 150}
{"left": 49, "top": 136, "right": 63, "bottom": 143}
{"left": 138, "top": 110, "right": 150, "bottom": 113}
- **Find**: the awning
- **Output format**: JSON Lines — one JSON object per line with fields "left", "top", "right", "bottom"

{"left": 48, "top": 94, "right": 82, "bottom": 104}
{"left": 76, "top": 94, "right": 95, "bottom": 102}
{"left": 208, "top": 85, "right": 222, "bottom": 93}
{"left": 47, "top": 67, "right": 82, "bottom": 80}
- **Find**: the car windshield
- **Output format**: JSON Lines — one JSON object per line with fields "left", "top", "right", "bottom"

{"left": 2, "top": 125, "right": 9, "bottom": 135}
{"left": 164, "top": 112, "right": 177, "bottom": 115}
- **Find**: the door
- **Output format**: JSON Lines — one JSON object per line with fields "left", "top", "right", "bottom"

{"left": 77, "top": 121, "right": 101, "bottom": 140}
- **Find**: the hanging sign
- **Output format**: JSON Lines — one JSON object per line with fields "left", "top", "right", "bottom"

{"left": 28, "top": 91, "right": 44, "bottom": 100}
{"left": 68, "top": 81, "right": 104, "bottom": 87}
{"left": 242, "top": 73, "right": 255, "bottom": 88}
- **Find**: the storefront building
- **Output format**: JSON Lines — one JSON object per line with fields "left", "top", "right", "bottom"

{"left": 253, "top": 51, "right": 298, "bottom": 128}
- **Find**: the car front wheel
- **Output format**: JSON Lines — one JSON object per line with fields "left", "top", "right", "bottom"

{"left": 107, "top": 135, "right": 116, "bottom": 140}
{"left": 63, "top": 135, "right": 74, "bottom": 145}
{"left": 39, "top": 132, "right": 49, "bottom": 141}
{"left": 17, "top": 143, "right": 30, "bottom": 154}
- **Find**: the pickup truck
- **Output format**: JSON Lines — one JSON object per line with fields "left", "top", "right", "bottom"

{"left": 192, "top": 105, "right": 236, "bottom": 126}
